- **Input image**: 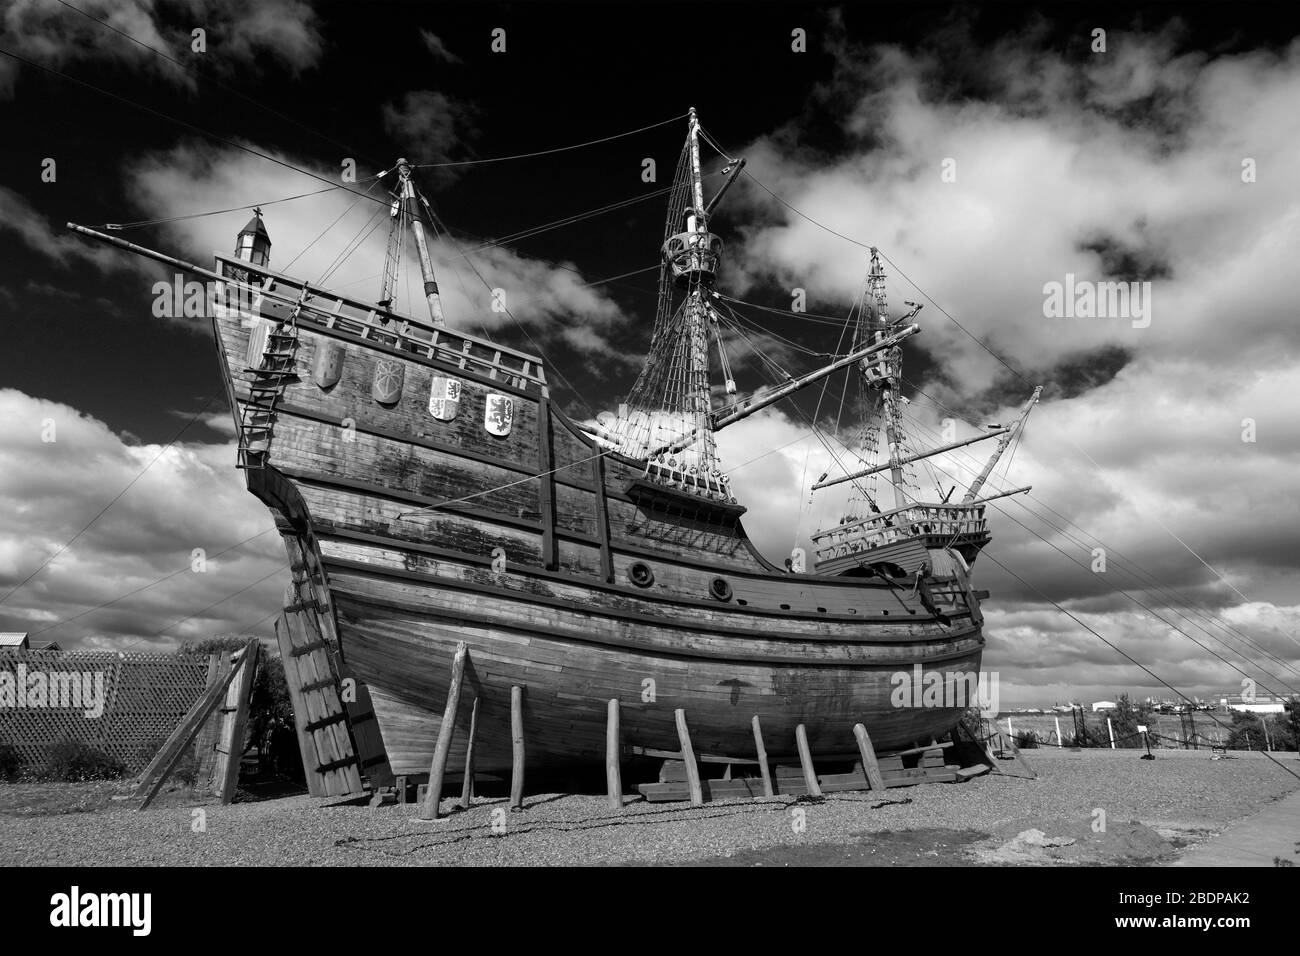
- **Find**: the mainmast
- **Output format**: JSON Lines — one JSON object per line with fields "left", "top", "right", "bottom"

{"left": 614, "top": 108, "right": 733, "bottom": 501}
{"left": 679, "top": 108, "right": 718, "bottom": 484}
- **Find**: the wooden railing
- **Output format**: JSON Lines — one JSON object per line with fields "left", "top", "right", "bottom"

{"left": 216, "top": 255, "right": 549, "bottom": 395}
{"left": 812, "top": 503, "right": 988, "bottom": 561}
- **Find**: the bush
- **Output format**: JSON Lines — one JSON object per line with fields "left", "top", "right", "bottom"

{"left": 1013, "top": 730, "right": 1040, "bottom": 749}
{"left": 0, "top": 744, "right": 25, "bottom": 782}
{"left": 41, "top": 740, "right": 127, "bottom": 782}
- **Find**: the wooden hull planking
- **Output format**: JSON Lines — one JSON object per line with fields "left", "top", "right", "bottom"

{"left": 210, "top": 293, "right": 987, "bottom": 778}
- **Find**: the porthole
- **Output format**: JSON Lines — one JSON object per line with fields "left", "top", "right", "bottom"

{"left": 628, "top": 562, "right": 655, "bottom": 588}
{"left": 780, "top": 603, "right": 791, "bottom": 611}
{"left": 709, "top": 577, "right": 733, "bottom": 602}
{"left": 816, "top": 606, "right": 827, "bottom": 613}
{"left": 736, "top": 598, "right": 748, "bottom": 606}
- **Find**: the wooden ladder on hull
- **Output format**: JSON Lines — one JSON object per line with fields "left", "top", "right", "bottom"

{"left": 237, "top": 302, "right": 302, "bottom": 470}
{"left": 275, "top": 537, "right": 393, "bottom": 797}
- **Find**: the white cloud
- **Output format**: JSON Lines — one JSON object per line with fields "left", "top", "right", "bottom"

{"left": 381, "top": 90, "right": 476, "bottom": 174}
{"left": 0, "top": 0, "right": 325, "bottom": 98}
{"left": 722, "top": 28, "right": 1300, "bottom": 390}
{"left": 119, "top": 141, "right": 634, "bottom": 353}
{"left": 0, "top": 186, "right": 156, "bottom": 280}
{"left": 0, "top": 389, "right": 283, "bottom": 651}
{"left": 419, "top": 29, "right": 461, "bottom": 66}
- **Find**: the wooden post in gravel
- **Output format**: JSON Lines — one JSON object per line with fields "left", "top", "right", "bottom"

{"left": 419, "top": 641, "right": 467, "bottom": 821}
{"left": 852, "top": 723, "right": 886, "bottom": 792}
{"left": 509, "top": 685, "right": 525, "bottom": 810}
{"left": 674, "top": 708, "right": 703, "bottom": 806}
{"left": 606, "top": 698, "right": 622, "bottom": 810}
{"left": 459, "top": 696, "right": 480, "bottom": 811}
{"left": 795, "top": 724, "right": 822, "bottom": 797}
{"left": 751, "top": 715, "right": 773, "bottom": 797}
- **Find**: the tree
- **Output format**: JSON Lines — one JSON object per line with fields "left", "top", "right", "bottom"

{"left": 1109, "top": 693, "right": 1150, "bottom": 749}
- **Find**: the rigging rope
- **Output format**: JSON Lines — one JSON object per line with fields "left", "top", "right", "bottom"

{"left": 102, "top": 182, "right": 369, "bottom": 231}
{"left": 26, "top": 527, "right": 280, "bottom": 637}
{"left": 415, "top": 113, "right": 690, "bottom": 168}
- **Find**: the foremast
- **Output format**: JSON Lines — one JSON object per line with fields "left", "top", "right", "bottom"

{"left": 381, "top": 158, "right": 446, "bottom": 326}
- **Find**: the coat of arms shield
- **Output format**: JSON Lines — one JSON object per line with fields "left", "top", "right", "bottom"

{"left": 312, "top": 341, "right": 345, "bottom": 389}
{"left": 484, "top": 393, "right": 513, "bottom": 436}
{"left": 428, "top": 376, "right": 462, "bottom": 421}
{"left": 372, "top": 358, "right": 405, "bottom": 404}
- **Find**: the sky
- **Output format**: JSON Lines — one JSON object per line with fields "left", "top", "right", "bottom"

{"left": 0, "top": 0, "right": 1297, "bottom": 708}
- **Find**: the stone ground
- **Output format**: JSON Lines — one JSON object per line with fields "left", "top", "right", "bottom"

{"left": 1, "top": 749, "right": 1296, "bottom": 866}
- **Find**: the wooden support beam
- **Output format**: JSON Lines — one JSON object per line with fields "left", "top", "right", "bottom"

{"left": 593, "top": 452, "right": 614, "bottom": 583}
{"left": 606, "top": 698, "right": 623, "bottom": 810}
{"left": 751, "top": 715, "right": 773, "bottom": 797}
{"left": 853, "top": 723, "right": 886, "bottom": 792}
{"left": 795, "top": 724, "right": 822, "bottom": 798}
{"left": 215, "top": 639, "right": 261, "bottom": 803}
{"left": 537, "top": 400, "right": 558, "bottom": 571}
{"left": 459, "top": 696, "right": 480, "bottom": 811}
{"left": 135, "top": 642, "right": 253, "bottom": 810}
{"left": 510, "top": 685, "right": 526, "bottom": 810}
{"left": 674, "top": 708, "right": 703, "bottom": 807}
{"left": 418, "top": 641, "right": 468, "bottom": 821}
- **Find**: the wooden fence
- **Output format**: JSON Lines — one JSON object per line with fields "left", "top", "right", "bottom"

{"left": 0, "top": 650, "right": 211, "bottom": 772}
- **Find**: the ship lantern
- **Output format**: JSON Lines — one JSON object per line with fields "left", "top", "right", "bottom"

{"left": 234, "top": 207, "right": 271, "bottom": 268}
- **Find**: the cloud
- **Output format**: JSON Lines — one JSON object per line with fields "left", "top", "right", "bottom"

{"left": 120, "top": 140, "right": 634, "bottom": 353}
{"left": 420, "top": 28, "right": 462, "bottom": 65}
{"left": 0, "top": 0, "right": 325, "bottom": 98}
{"left": 723, "top": 25, "right": 1300, "bottom": 394}
{"left": 0, "top": 389, "right": 283, "bottom": 651}
{"left": 381, "top": 89, "right": 478, "bottom": 178}
{"left": 0, "top": 185, "right": 157, "bottom": 281}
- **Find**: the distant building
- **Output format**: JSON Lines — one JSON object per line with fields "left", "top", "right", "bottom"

{"left": 1092, "top": 700, "right": 1117, "bottom": 712}
{"left": 29, "top": 641, "right": 61, "bottom": 652}
{"left": 0, "top": 632, "right": 30, "bottom": 650}
{"left": 1220, "top": 696, "right": 1287, "bottom": 715}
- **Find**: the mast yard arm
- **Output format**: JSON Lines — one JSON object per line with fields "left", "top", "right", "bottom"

{"left": 711, "top": 322, "right": 920, "bottom": 431}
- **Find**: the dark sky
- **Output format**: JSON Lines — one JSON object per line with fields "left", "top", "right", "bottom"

{"left": 5, "top": 1, "right": 1293, "bottom": 443}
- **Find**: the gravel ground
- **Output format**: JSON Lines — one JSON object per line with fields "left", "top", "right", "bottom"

{"left": 2, "top": 750, "right": 1296, "bottom": 866}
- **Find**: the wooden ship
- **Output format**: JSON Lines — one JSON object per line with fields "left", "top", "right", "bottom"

{"left": 70, "top": 109, "right": 1039, "bottom": 807}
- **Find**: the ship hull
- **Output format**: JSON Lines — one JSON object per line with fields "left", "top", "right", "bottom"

{"left": 207, "top": 261, "right": 989, "bottom": 783}
{"left": 324, "top": 549, "right": 983, "bottom": 774}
